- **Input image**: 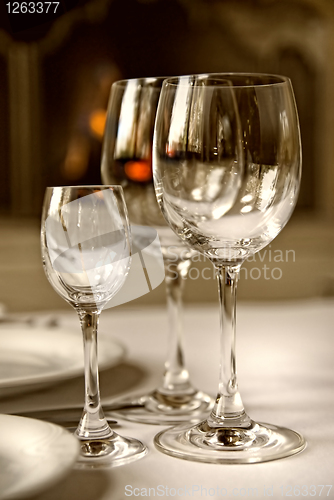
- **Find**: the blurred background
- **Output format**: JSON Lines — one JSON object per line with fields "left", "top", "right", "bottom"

{"left": 0, "top": 0, "right": 333, "bottom": 312}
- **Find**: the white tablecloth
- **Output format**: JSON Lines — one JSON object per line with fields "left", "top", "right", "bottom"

{"left": 0, "top": 299, "right": 333, "bottom": 499}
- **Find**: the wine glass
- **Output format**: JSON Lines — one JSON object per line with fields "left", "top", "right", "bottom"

{"left": 101, "top": 77, "right": 213, "bottom": 424}
{"left": 41, "top": 185, "right": 147, "bottom": 466}
{"left": 153, "top": 73, "right": 306, "bottom": 463}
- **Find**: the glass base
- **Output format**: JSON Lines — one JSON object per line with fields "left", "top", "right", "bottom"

{"left": 68, "top": 429, "right": 147, "bottom": 468}
{"left": 154, "top": 419, "right": 306, "bottom": 464}
{"left": 110, "top": 390, "right": 214, "bottom": 425}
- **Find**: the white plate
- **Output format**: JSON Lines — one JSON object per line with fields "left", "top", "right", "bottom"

{"left": 0, "top": 325, "right": 125, "bottom": 396}
{"left": 0, "top": 414, "right": 79, "bottom": 499}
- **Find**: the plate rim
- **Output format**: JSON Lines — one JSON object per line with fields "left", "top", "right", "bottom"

{"left": 0, "top": 414, "right": 79, "bottom": 500}
{"left": 0, "top": 326, "right": 126, "bottom": 391}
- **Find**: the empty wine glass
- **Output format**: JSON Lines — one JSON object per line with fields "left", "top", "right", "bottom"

{"left": 41, "top": 186, "right": 147, "bottom": 466}
{"left": 153, "top": 73, "right": 306, "bottom": 463}
{"left": 101, "top": 77, "right": 213, "bottom": 424}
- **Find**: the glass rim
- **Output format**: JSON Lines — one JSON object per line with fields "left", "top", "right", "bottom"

{"left": 111, "top": 76, "right": 169, "bottom": 90}
{"left": 162, "top": 73, "right": 291, "bottom": 88}
{"left": 110, "top": 73, "right": 291, "bottom": 91}
{"left": 45, "top": 185, "right": 124, "bottom": 190}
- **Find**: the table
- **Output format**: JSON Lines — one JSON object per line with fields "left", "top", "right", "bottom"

{"left": 0, "top": 299, "right": 333, "bottom": 499}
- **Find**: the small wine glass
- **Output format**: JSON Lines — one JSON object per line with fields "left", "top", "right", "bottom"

{"left": 101, "top": 77, "right": 213, "bottom": 424}
{"left": 153, "top": 73, "right": 306, "bottom": 463}
{"left": 41, "top": 185, "right": 147, "bottom": 466}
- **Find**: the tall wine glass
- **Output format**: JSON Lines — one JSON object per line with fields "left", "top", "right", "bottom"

{"left": 41, "top": 186, "right": 147, "bottom": 466}
{"left": 101, "top": 77, "right": 213, "bottom": 424}
{"left": 153, "top": 74, "right": 306, "bottom": 463}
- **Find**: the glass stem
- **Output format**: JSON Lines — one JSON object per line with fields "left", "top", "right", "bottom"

{"left": 159, "top": 256, "right": 194, "bottom": 395}
{"left": 208, "top": 264, "right": 250, "bottom": 427}
{"left": 75, "top": 311, "right": 112, "bottom": 440}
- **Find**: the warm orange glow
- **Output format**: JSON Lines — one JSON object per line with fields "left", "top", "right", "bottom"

{"left": 94, "top": 189, "right": 104, "bottom": 200}
{"left": 89, "top": 109, "right": 107, "bottom": 139}
{"left": 124, "top": 160, "right": 152, "bottom": 182}
{"left": 61, "top": 136, "right": 90, "bottom": 180}
{"left": 166, "top": 144, "right": 176, "bottom": 157}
